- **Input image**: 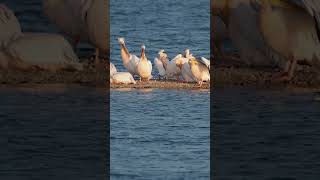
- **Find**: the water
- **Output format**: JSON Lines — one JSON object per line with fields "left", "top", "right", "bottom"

{"left": 1, "top": 86, "right": 108, "bottom": 179}
{"left": 110, "top": 0, "right": 210, "bottom": 73}
{"left": 110, "top": 0, "right": 210, "bottom": 179}
{"left": 213, "top": 87, "right": 320, "bottom": 179}
{"left": 111, "top": 89, "right": 210, "bottom": 179}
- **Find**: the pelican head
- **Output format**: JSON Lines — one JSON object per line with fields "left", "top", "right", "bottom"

{"left": 184, "top": 49, "right": 191, "bottom": 58}
{"left": 158, "top": 49, "right": 165, "bottom": 55}
{"left": 141, "top": 44, "right": 146, "bottom": 60}
{"left": 188, "top": 57, "right": 199, "bottom": 66}
{"left": 118, "top": 37, "right": 125, "bottom": 45}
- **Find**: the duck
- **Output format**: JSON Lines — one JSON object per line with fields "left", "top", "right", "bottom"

{"left": 154, "top": 49, "right": 168, "bottom": 79}
{"left": 256, "top": 0, "right": 320, "bottom": 81}
{"left": 136, "top": 45, "right": 152, "bottom": 81}
{"left": 111, "top": 72, "right": 136, "bottom": 84}
{"left": 188, "top": 57, "right": 210, "bottom": 87}
{"left": 117, "top": 37, "right": 139, "bottom": 76}
{"left": 42, "top": 0, "right": 109, "bottom": 68}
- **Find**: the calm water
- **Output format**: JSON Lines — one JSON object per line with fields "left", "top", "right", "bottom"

{"left": 110, "top": 0, "right": 210, "bottom": 179}
{"left": 110, "top": 0, "right": 210, "bottom": 73}
{"left": 1, "top": 86, "right": 108, "bottom": 179}
{"left": 213, "top": 87, "right": 320, "bottom": 179}
{"left": 111, "top": 89, "right": 210, "bottom": 179}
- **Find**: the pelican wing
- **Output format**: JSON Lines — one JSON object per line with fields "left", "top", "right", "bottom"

{"left": 200, "top": 57, "right": 210, "bottom": 69}
{"left": 154, "top": 57, "right": 166, "bottom": 76}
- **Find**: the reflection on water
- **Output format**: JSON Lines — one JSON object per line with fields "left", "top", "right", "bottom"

{"left": 213, "top": 87, "right": 320, "bottom": 179}
{"left": 1, "top": 86, "right": 108, "bottom": 179}
{"left": 111, "top": 89, "right": 210, "bottom": 179}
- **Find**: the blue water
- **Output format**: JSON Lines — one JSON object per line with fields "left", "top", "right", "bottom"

{"left": 213, "top": 87, "right": 320, "bottom": 179}
{"left": 111, "top": 89, "right": 210, "bottom": 179}
{"left": 110, "top": 0, "right": 210, "bottom": 73}
{"left": 110, "top": 0, "right": 210, "bottom": 179}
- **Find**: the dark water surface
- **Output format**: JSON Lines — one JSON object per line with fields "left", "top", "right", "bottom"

{"left": 111, "top": 89, "right": 210, "bottom": 179}
{"left": 1, "top": 86, "right": 108, "bottom": 179}
{"left": 213, "top": 87, "right": 320, "bottom": 179}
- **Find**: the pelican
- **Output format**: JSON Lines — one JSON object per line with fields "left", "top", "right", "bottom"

{"left": 212, "top": 16, "right": 229, "bottom": 58}
{"left": 154, "top": 50, "right": 168, "bottom": 79}
{"left": 175, "top": 54, "right": 196, "bottom": 82}
{"left": 6, "top": 33, "right": 83, "bottom": 71}
{"left": 136, "top": 45, "right": 152, "bottom": 81}
{"left": 256, "top": 0, "right": 320, "bottom": 81}
{"left": 212, "top": 0, "right": 283, "bottom": 67}
{"left": 117, "top": 37, "right": 139, "bottom": 76}
{"left": 0, "top": 4, "right": 22, "bottom": 49}
{"left": 110, "top": 62, "right": 117, "bottom": 77}
{"left": 42, "top": 0, "right": 109, "bottom": 68}
{"left": 111, "top": 72, "right": 136, "bottom": 84}
{"left": 188, "top": 57, "right": 210, "bottom": 87}
{"left": 166, "top": 54, "right": 183, "bottom": 80}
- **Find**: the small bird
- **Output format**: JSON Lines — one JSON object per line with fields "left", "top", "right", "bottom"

{"left": 136, "top": 45, "right": 152, "bottom": 81}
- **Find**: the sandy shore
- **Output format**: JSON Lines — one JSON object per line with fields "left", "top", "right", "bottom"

{"left": 111, "top": 80, "right": 210, "bottom": 89}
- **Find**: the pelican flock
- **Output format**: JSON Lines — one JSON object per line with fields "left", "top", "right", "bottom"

{"left": 212, "top": 0, "right": 320, "bottom": 81}
{"left": 112, "top": 37, "right": 211, "bottom": 86}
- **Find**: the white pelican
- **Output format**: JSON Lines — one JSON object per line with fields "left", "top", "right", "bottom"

{"left": 154, "top": 49, "right": 168, "bottom": 79}
{"left": 166, "top": 54, "right": 183, "bottom": 80}
{"left": 6, "top": 33, "right": 83, "bottom": 71}
{"left": 0, "top": 4, "right": 22, "bottom": 49}
{"left": 188, "top": 57, "right": 210, "bottom": 87}
{"left": 175, "top": 55, "right": 196, "bottom": 82}
{"left": 136, "top": 45, "right": 152, "bottom": 81}
{"left": 111, "top": 72, "right": 136, "bottom": 84}
{"left": 212, "top": 0, "right": 283, "bottom": 67}
{"left": 256, "top": 0, "right": 320, "bottom": 80}
{"left": 212, "top": 16, "right": 229, "bottom": 58}
{"left": 110, "top": 62, "right": 117, "bottom": 77}
{"left": 117, "top": 37, "right": 139, "bottom": 76}
{"left": 42, "top": 0, "right": 109, "bottom": 68}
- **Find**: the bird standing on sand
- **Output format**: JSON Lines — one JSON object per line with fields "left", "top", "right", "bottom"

{"left": 188, "top": 57, "right": 210, "bottom": 87}
{"left": 117, "top": 37, "right": 139, "bottom": 76}
{"left": 43, "top": 0, "right": 109, "bottom": 69}
{"left": 154, "top": 49, "right": 168, "bottom": 79}
{"left": 137, "top": 45, "right": 152, "bottom": 81}
{"left": 256, "top": 0, "right": 320, "bottom": 81}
